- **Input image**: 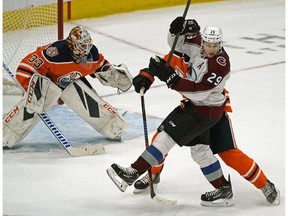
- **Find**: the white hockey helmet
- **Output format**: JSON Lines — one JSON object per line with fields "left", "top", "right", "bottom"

{"left": 201, "top": 26, "right": 223, "bottom": 48}
{"left": 67, "top": 26, "right": 93, "bottom": 63}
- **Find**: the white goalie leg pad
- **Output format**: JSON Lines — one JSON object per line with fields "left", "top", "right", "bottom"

{"left": 25, "top": 74, "right": 62, "bottom": 113}
{"left": 60, "top": 79, "right": 127, "bottom": 139}
{"left": 3, "top": 97, "right": 40, "bottom": 148}
{"left": 95, "top": 64, "right": 133, "bottom": 92}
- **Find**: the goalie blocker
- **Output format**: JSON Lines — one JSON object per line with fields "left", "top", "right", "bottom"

{"left": 60, "top": 79, "right": 127, "bottom": 140}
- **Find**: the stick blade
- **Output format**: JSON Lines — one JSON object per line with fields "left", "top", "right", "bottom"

{"left": 152, "top": 195, "right": 177, "bottom": 205}
{"left": 68, "top": 144, "right": 105, "bottom": 157}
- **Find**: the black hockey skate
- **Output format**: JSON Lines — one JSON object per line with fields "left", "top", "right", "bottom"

{"left": 107, "top": 163, "right": 140, "bottom": 192}
{"left": 261, "top": 180, "right": 280, "bottom": 205}
{"left": 133, "top": 172, "right": 161, "bottom": 194}
{"left": 201, "top": 175, "right": 234, "bottom": 207}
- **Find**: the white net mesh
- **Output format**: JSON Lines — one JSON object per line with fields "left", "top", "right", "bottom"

{"left": 3, "top": 0, "right": 59, "bottom": 94}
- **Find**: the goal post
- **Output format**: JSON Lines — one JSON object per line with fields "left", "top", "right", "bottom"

{"left": 3, "top": 0, "right": 64, "bottom": 95}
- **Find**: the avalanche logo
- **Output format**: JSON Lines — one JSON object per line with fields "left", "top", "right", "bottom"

{"left": 216, "top": 56, "right": 226, "bottom": 66}
{"left": 58, "top": 72, "right": 82, "bottom": 88}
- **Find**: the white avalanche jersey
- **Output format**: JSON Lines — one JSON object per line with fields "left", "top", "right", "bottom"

{"left": 165, "top": 33, "right": 231, "bottom": 118}
{"left": 167, "top": 33, "right": 200, "bottom": 62}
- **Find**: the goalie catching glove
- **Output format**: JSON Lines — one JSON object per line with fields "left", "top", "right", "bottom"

{"left": 149, "top": 56, "right": 180, "bottom": 88}
{"left": 95, "top": 63, "right": 133, "bottom": 92}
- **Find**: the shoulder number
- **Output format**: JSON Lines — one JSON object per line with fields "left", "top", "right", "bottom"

{"left": 28, "top": 54, "right": 44, "bottom": 69}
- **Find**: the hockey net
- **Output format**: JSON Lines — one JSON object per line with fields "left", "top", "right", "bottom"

{"left": 3, "top": 0, "right": 63, "bottom": 95}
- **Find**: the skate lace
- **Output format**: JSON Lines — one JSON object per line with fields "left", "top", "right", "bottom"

{"left": 139, "top": 174, "right": 150, "bottom": 184}
{"left": 261, "top": 182, "right": 274, "bottom": 197}
{"left": 122, "top": 166, "right": 138, "bottom": 175}
{"left": 205, "top": 188, "right": 221, "bottom": 197}
{"left": 139, "top": 173, "right": 157, "bottom": 184}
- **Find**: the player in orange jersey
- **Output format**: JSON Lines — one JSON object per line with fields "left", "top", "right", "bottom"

{"left": 16, "top": 26, "right": 131, "bottom": 92}
{"left": 3, "top": 26, "right": 132, "bottom": 148}
{"left": 132, "top": 17, "right": 280, "bottom": 206}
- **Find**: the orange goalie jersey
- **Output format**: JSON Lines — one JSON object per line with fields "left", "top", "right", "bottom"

{"left": 16, "top": 39, "right": 109, "bottom": 91}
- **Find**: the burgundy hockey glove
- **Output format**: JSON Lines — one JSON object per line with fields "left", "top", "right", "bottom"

{"left": 132, "top": 68, "right": 155, "bottom": 93}
{"left": 169, "top": 16, "right": 185, "bottom": 35}
{"left": 149, "top": 56, "right": 180, "bottom": 88}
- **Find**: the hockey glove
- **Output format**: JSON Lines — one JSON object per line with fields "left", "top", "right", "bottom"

{"left": 169, "top": 16, "right": 185, "bottom": 35}
{"left": 181, "top": 19, "right": 201, "bottom": 35}
{"left": 132, "top": 68, "right": 155, "bottom": 93}
{"left": 96, "top": 64, "right": 133, "bottom": 92}
{"left": 149, "top": 56, "right": 180, "bottom": 88}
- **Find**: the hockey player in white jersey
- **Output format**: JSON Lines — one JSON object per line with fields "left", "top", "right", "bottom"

{"left": 107, "top": 21, "right": 234, "bottom": 206}
{"left": 3, "top": 26, "right": 133, "bottom": 149}
{"left": 132, "top": 17, "right": 280, "bottom": 206}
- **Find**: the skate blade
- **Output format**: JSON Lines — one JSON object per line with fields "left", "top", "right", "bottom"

{"left": 133, "top": 184, "right": 158, "bottom": 194}
{"left": 272, "top": 189, "right": 280, "bottom": 205}
{"left": 106, "top": 168, "right": 128, "bottom": 192}
{"left": 201, "top": 198, "right": 234, "bottom": 207}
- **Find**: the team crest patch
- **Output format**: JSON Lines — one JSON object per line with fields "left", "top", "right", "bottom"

{"left": 58, "top": 72, "right": 82, "bottom": 88}
{"left": 46, "top": 47, "right": 59, "bottom": 57}
{"left": 216, "top": 56, "right": 226, "bottom": 66}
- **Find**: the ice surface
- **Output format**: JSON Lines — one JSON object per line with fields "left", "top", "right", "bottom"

{"left": 2, "top": 0, "right": 285, "bottom": 215}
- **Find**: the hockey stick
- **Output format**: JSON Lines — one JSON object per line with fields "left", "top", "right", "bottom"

{"left": 166, "top": 0, "right": 191, "bottom": 66}
{"left": 3, "top": 62, "right": 105, "bottom": 157}
{"left": 137, "top": 0, "right": 191, "bottom": 205}
{"left": 140, "top": 88, "right": 177, "bottom": 205}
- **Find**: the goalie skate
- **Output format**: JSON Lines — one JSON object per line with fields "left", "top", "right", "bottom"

{"left": 201, "top": 175, "right": 234, "bottom": 207}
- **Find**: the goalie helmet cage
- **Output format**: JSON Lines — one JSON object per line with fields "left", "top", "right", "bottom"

{"left": 3, "top": 0, "right": 64, "bottom": 95}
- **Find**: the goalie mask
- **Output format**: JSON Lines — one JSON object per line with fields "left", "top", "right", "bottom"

{"left": 67, "top": 26, "right": 93, "bottom": 63}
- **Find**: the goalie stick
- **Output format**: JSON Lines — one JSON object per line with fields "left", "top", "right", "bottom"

{"left": 140, "top": 88, "right": 177, "bottom": 206}
{"left": 3, "top": 62, "right": 105, "bottom": 157}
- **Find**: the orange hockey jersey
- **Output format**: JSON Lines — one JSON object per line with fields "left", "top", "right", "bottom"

{"left": 16, "top": 39, "right": 109, "bottom": 90}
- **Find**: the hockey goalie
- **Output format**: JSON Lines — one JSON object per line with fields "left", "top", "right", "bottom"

{"left": 3, "top": 26, "right": 133, "bottom": 148}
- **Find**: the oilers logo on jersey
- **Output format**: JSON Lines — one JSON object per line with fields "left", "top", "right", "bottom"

{"left": 45, "top": 46, "right": 59, "bottom": 57}
{"left": 57, "top": 71, "right": 82, "bottom": 88}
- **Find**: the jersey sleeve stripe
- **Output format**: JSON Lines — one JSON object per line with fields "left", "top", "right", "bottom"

{"left": 19, "top": 63, "right": 39, "bottom": 73}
